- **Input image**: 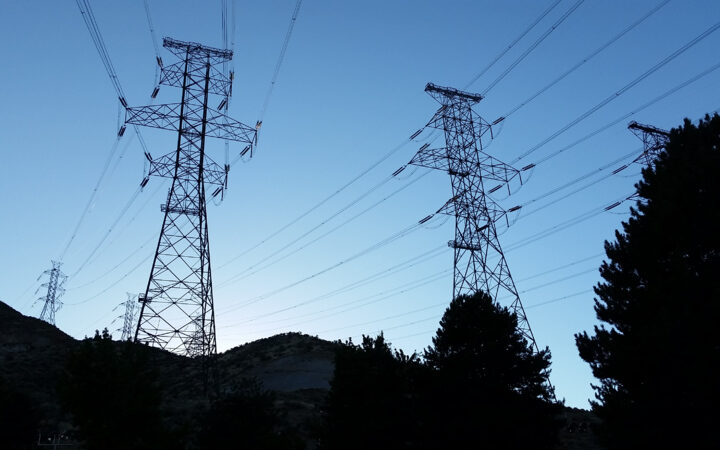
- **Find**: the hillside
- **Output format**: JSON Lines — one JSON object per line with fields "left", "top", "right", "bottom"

{"left": 0, "top": 301, "right": 601, "bottom": 448}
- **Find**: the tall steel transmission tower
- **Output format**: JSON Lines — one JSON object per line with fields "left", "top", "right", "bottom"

{"left": 35, "top": 261, "right": 67, "bottom": 326}
{"left": 409, "top": 83, "right": 538, "bottom": 349}
{"left": 126, "top": 38, "right": 257, "bottom": 357}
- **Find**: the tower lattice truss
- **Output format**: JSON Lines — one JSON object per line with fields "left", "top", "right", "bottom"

{"left": 126, "top": 38, "right": 256, "bottom": 356}
{"left": 410, "top": 83, "right": 538, "bottom": 349}
{"left": 36, "top": 260, "right": 67, "bottom": 326}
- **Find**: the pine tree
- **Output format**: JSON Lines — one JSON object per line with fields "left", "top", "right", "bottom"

{"left": 424, "top": 291, "right": 561, "bottom": 449}
{"left": 576, "top": 114, "right": 720, "bottom": 449}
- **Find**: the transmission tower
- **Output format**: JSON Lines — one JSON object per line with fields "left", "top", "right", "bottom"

{"left": 126, "top": 38, "right": 257, "bottom": 357}
{"left": 409, "top": 83, "right": 539, "bottom": 349}
{"left": 628, "top": 121, "right": 670, "bottom": 166}
{"left": 35, "top": 261, "right": 67, "bottom": 326}
{"left": 112, "top": 293, "right": 138, "bottom": 341}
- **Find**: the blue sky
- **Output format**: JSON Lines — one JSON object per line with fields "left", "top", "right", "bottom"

{"left": 1, "top": 0, "right": 719, "bottom": 408}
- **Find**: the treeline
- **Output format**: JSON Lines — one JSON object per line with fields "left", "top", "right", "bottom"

{"left": 321, "top": 291, "right": 562, "bottom": 449}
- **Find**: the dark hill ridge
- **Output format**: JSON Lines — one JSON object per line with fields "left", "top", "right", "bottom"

{"left": 0, "top": 301, "right": 601, "bottom": 448}
{"left": 0, "top": 300, "right": 336, "bottom": 442}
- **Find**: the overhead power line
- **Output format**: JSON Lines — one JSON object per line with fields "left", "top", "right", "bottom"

{"left": 527, "top": 59, "right": 720, "bottom": 166}
{"left": 388, "top": 290, "right": 593, "bottom": 344}
{"left": 217, "top": 129, "right": 432, "bottom": 268}
{"left": 223, "top": 221, "right": 424, "bottom": 313}
{"left": 464, "top": 0, "right": 563, "bottom": 89}
{"left": 257, "top": 0, "right": 304, "bottom": 124}
{"left": 481, "top": 0, "right": 586, "bottom": 95}
{"left": 502, "top": 0, "right": 671, "bottom": 119}
{"left": 512, "top": 20, "right": 720, "bottom": 163}
{"left": 218, "top": 245, "right": 448, "bottom": 323}
{"left": 219, "top": 169, "right": 431, "bottom": 287}
{"left": 75, "top": 0, "right": 149, "bottom": 153}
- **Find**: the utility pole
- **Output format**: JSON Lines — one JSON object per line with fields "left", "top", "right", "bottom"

{"left": 126, "top": 38, "right": 257, "bottom": 357}
{"left": 628, "top": 121, "right": 670, "bottom": 166}
{"left": 409, "top": 83, "right": 539, "bottom": 350}
{"left": 35, "top": 261, "right": 67, "bottom": 326}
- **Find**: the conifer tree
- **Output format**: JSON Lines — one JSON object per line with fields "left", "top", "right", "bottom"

{"left": 576, "top": 114, "right": 720, "bottom": 449}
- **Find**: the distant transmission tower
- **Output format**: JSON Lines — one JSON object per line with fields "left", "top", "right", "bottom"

{"left": 409, "top": 83, "right": 538, "bottom": 349}
{"left": 112, "top": 293, "right": 138, "bottom": 341}
{"left": 35, "top": 261, "right": 67, "bottom": 326}
{"left": 628, "top": 121, "right": 670, "bottom": 166}
{"left": 126, "top": 38, "right": 257, "bottom": 356}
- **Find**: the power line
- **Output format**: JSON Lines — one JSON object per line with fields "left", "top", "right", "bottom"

{"left": 218, "top": 169, "right": 431, "bottom": 287}
{"left": 501, "top": 0, "right": 671, "bottom": 119}
{"left": 512, "top": 20, "right": 720, "bottom": 163}
{"left": 218, "top": 245, "right": 448, "bottom": 323}
{"left": 257, "top": 0, "right": 303, "bottom": 124}
{"left": 68, "top": 186, "right": 142, "bottom": 278}
{"left": 75, "top": 0, "right": 149, "bottom": 153}
{"left": 219, "top": 189, "right": 631, "bottom": 327}
{"left": 236, "top": 271, "right": 451, "bottom": 337}
{"left": 57, "top": 135, "right": 124, "bottom": 261}
{"left": 527, "top": 59, "right": 720, "bottom": 166}
{"left": 238, "top": 261, "right": 599, "bottom": 337}
{"left": 217, "top": 130, "right": 431, "bottom": 269}
{"left": 388, "top": 289, "right": 593, "bottom": 344}
{"left": 463, "top": 0, "right": 563, "bottom": 89}
{"left": 223, "top": 221, "right": 424, "bottom": 312}
{"left": 142, "top": 0, "right": 162, "bottom": 85}
{"left": 481, "top": 0, "right": 586, "bottom": 95}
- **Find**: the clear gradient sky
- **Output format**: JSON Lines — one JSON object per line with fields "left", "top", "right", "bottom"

{"left": 1, "top": 0, "right": 719, "bottom": 408}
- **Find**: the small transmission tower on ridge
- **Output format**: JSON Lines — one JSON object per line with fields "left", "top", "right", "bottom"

{"left": 111, "top": 293, "right": 138, "bottom": 341}
{"left": 35, "top": 261, "right": 67, "bottom": 326}
{"left": 409, "top": 83, "right": 538, "bottom": 349}
{"left": 126, "top": 38, "right": 257, "bottom": 357}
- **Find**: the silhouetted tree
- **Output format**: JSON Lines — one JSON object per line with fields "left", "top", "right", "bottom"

{"left": 0, "top": 376, "right": 39, "bottom": 450}
{"left": 322, "top": 334, "right": 426, "bottom": 449}
{"left": 576, "top": 114, "right": 720, "bottom": 449}
{"left": 198, "top": 377, "right": 304, "bottom": 449}
{"left": 58, "top": 329, "right": 176, "bottom": 450}
{"left": 424, "top": 291, "right": 562, "bottom": 449}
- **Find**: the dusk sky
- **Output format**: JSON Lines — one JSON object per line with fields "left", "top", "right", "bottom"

{"left": 2, "top": 0, "right": 719, "bottom": 408}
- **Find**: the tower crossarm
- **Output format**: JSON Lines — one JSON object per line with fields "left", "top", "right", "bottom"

{"left": 149, "top": 152, "right": 227, "bottom": 186}
{"left": 435, "top": 194, "right": 510, "bottom": 226}
{"left": 126, "top": 104, "right": 256, "bottom": 144}
{"left": 163, "top": 37, "right": 233, "bottom": 62}
{"left": 409, "top": 147, "right": 522, "bottom": 186}
{"left": 160, "top": 62, "right": 232, "bottom": 97}
{"left": 425, "top": 82, "right": 484, "bottom": 104}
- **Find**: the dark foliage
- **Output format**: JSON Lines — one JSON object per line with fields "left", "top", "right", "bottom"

{"left": 323, "top": 292, "right": 561, "bottom": 450}
{"left": 322, "top": 334, "right": 426, "bottom": 449}
{"left": 58, "top": 329, "right": 178, "bottom": 450}
{"left": 576, "top": 114, "right": 720, "bottom": 449}
{"left": 199, "top": 377, "right": 305, "bottom": 449}
{"left": 424, "top": 291, "right": 562, "bottom": 449}
{"left": 0, "top": 376, "right": 39, "bottom": 450}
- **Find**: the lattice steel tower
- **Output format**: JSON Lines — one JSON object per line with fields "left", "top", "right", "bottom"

{"left": 628, "top": 121, "right": 669, "bottom": 166}
{"left": 36, "top": 260, "right": 67, "bottom": 326}
{"left": 112, "top": 293, "right": 138, "bottom": 341}
{"left": 409, "top": 83, "right": 538, "bottom": 348}
{"left": 126, "top": 38, "right": 256, "bottom": 356}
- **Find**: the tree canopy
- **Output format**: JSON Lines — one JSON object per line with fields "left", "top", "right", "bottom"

{"left": 323, "top": 291, "right": 561, "bottom": 450}
{"left": 576, "top": 114, "right": 720, "bottom": 449}
{"left": 58, "top": 329, "right": 177, "bottom": 450}
{"left": 424, "top": 291, "right": 561, "bottom": 449}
